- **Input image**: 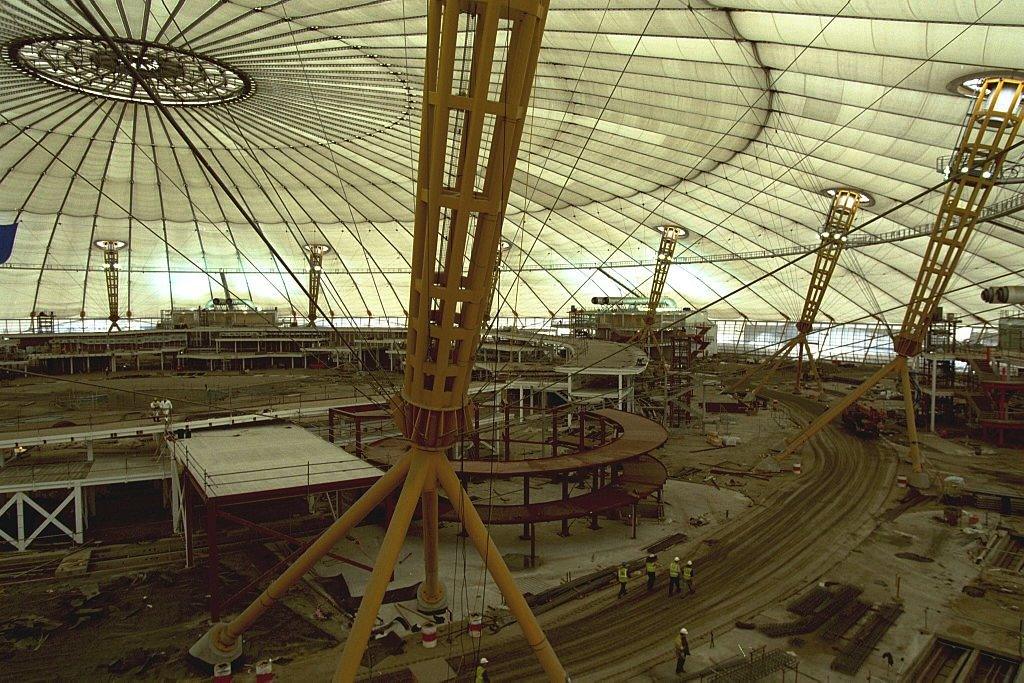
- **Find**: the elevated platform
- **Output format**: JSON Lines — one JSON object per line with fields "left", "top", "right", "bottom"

{"left": 0, "top": 452, "right": 173, "bottom": 495}
{"left": 363, "top": 408, "right": 667, "bottom": 477}
{"left": 487, "top": 332, "right": 649, "bottom": 376}
{"left": 174, "top": 424, "right": 383, "bottom": 503}
{"left": 438, "top": 454, "right": 667, "bottom": 524}
{"left": 366, "top": 408, "right": 668, "bottom": 530}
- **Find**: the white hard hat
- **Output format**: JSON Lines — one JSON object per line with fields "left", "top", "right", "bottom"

{"left": 687, "top": 560, "right": 693, "bottom": 566}
{"left": 480, "top": 657, "right": 489, "bottom": 664}
{"left": 673, "top": 556, "right": 680, "bottom": 561}
{"left": 680, "top": 627, "right": 688, "bottom": 634}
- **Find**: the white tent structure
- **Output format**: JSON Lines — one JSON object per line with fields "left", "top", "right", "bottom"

{"left": 0, "top": 0, "right": 1021, "bottom": 329}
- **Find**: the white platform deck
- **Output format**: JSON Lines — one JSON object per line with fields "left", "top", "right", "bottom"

{"left": 0, "top": 452, "right": 174, "bottom": 494}
{"left": 174, "top": 424, "right": 383, "bottom": 500}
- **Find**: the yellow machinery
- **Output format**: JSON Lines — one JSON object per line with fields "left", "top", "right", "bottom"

{"left": 189, "top": 2, "right": 563, "bottom": 681}
{"left": 729, "top": 189, "right": 862, "bottom": 397}
{"left": 777, "top": 78, "right": 1023, "bottom": 488}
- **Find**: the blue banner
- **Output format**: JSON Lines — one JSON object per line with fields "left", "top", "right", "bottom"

{"left": 0, "top": 222, "right": 17, "bottom": 264}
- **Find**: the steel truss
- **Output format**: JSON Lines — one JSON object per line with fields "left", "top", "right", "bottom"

{"left": 778, "top": 79, "right": 1024, "bottom": 485}
{"left": 729, "top": 189, "right": 861, "bottom": 397}
{"left": 189, "top": 2, "right": 564, "bottom": 681}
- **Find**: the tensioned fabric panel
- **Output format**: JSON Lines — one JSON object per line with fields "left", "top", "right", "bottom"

{"left": 0, "top": 0, "right": 1021, "bottom": 326}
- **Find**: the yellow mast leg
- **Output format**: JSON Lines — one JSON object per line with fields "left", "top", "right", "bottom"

{"left": 778, "top": 80, "right": 1023, "bottom": 485}
{"left": 435, "top": 454, "right": 566, "bottom": 681}
{"left": 198, "top": 455, "right": 411, "bottom": 658}
{"left": 730, "top": 189, "right": 861, "bottom": 396}
{"left": 334, "top": 455, "right": 432, "bottom": 681}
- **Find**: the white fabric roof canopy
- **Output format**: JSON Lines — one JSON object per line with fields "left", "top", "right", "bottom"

{"left": 0, "top": 0, "right": 1021, "bottom": 326}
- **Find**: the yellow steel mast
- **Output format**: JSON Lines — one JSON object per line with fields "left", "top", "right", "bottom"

{"left": 190, "top": 2, "right": 563, "bottom": 681}
{"left": 304, "top": 244, "right": 330, "bottom": 326}
{"left": 95, "top": 239, "right": 126, "bottom": 333}
{"left": 776, "top": 78, "right": 1023, "bottom": 487}
{"left": 631, "top": 225, "right": 683, "bottom": 347}
{"left": 729, "top": 189, "right": 861, "bottom": 397}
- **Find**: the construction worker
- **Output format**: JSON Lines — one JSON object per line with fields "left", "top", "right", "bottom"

{"left": 674, "top": 627, "right": 690, "bottom": 674}
{"left": 682, "top": 559, "right": 695, "bottom": 594}
{"left": 645, "top": 553, "right": 657, "bottom": 591}
{"left": 160, "top": 398, "right": 173, "bottom": 422}
{"left": 617, "top": 561, "right": 628, "bottom": 598}
{"left": 668, "top": 556, "right": 682, "bottom": 596}
{"left": 475, "top": 656, "right": 490, "bottom": 682}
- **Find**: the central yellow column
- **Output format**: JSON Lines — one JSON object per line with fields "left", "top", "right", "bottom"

{"left": 416, "top": 467, "right": 446, "bottom": 613}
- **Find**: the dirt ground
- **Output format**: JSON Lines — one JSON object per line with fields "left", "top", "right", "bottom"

{"left": 0, "top": 560, "right": 337, "bottom": 681}
{"left": 2, "top": 359, "right": 1023, "bottom": 681}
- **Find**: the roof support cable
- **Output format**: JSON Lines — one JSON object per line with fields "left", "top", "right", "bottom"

{"left": 68, "top": 0, "right": 399, "bottom": 400}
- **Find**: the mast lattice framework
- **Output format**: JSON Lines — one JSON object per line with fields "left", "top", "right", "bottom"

{"left": 728, "top": 189, "right": 862, "bottom": 397}
{"left": 189, "top": 2, "right": 564, "bottom": 681}
{"left": 776, "top": 78, "right": 1023, "bottom": 487}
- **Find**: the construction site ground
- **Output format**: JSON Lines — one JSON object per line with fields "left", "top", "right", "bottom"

{"left": 1, "top": 363, "right": 1023, "bottom": 680}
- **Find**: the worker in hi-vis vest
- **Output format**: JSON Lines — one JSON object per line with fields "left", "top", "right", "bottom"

{"left": 668, "top": 556, "right": 682, "bottom": 596}
{"left": 683, "top": 559, "right": 695, "bottom": 594}
{"left": 617, "top": 561, "right": 629, "bottom": 598}
{"left": 475, "top": 656, "right": 489, "bottom": 682}
{"left": 674, "top": 627, "right": 691, "bottom": 673}
{"left": 645, "top": 553, "right": 658, "bottom": 591}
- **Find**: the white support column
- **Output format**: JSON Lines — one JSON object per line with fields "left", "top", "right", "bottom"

{"left": 73, "top": 485, "right": 84, "bottom": 544}
{"left": 0, "top": 494, "right": 22, "bottom": 550}
{"left": 16, "top": 493, "right": 25, "bottom": 551}
{"left": 617, "top": 374, "right": 624, "bottom": 410}
{"left": 86, "top": 441, "right": 94, "bottom": 462}
{"left": 171, "top": 470, "right": 182, "bottom": 533}
{"left": 930, "top": 356, "right": 938, "bottom": 433}
{"left": 566, "top": 374, "right": 573, "bottom": 427}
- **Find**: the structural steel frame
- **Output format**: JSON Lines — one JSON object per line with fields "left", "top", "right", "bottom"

{"left": 191, "top": 3, "right": 564, "bottom": 681}
{"left": 729, "top": 189, "right": 861, "bottom": 397}
{"left": 778, "top": 79, "right": 1024, "bottom": 481}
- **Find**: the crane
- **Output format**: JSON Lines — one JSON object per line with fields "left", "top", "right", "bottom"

{"left": 728, "top": 188, "right": 862, "bottom": 397}
{"left": 775, "top": 78, "right": 1023, "bottom": 488}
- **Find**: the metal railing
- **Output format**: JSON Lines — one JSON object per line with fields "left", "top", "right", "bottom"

{"left": 937, "top": 152, "right": 1024, "bottom": 181}
{"left": 0, "top": 455, "right": 172, "bottom": 490}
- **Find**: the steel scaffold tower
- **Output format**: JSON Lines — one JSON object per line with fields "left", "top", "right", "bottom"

{"left": 304, "top": 244, "right": 330, "bottom": 326}
{"left": 631, "top": 224, "right": 684, "bottom": 348}
{"left": 776, "top": 78, "right": 1024, "bottom": 488}
{"left": 190, "top": 2, "right": 563, "bottom": 681}
{"left": 94, "top": 239, "right": 126, "bottom": 332}
{"left": 728, "top": 189, "right": 862, "bottom": 397}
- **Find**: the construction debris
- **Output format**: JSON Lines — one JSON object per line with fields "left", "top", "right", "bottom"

{"left": 760, "top": 584, "right": 861, "bottom": 638}
{"left": 831, "top": 602, "right": 903, "bottom": 675}
{"left": 54, "top": 549, "right": 92, "bottom": 578}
